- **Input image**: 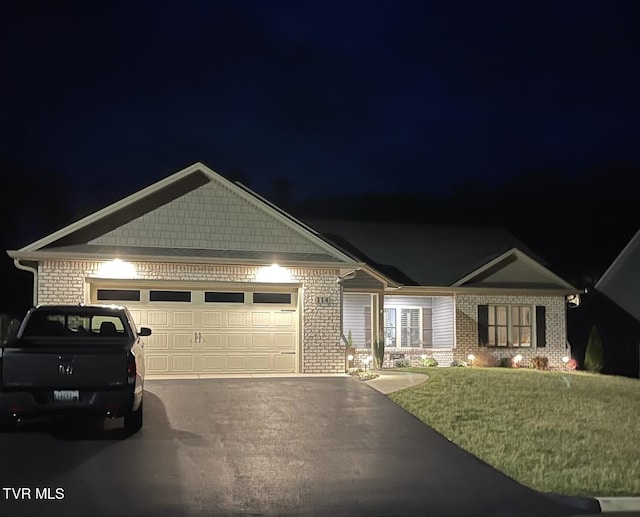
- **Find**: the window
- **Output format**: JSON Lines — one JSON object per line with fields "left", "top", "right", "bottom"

{"left": 253, "top": 292, "right": 291, "bottom": 304}
{"left": 96, "top": 289, "right": 141, "bottom": 302}
{"left": 384, "top": 307, "right": 424, "bottom": 348}
{"left": 205, "top": 292, "right": 245, "bottom": 303}
{"left": 149, "top": 290, "right": 191, "bottom": 302}
{"left": 487, "top": 305, "right": 532, "bottom": 347}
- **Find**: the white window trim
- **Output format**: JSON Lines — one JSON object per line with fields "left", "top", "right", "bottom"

{"left": 384, "top": 306, "right": 423, "bottom": 349}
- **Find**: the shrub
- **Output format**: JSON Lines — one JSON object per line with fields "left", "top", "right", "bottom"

{"left": 421, "top": 357, "right": 438, "bottom": 367}
{"left": 529, "top": 356, "right": 549, "bottom": 371}
{"left": 451, "top": 359, "right": 467, "bottom": 367}
{"left": 394, "top": 358, "right": 411, "bottom": 368}
{"left": 566, "top": 358, "right": 578, "bottom": 371}
{"left": 585, "top": 325, "right": 603, "bottom": 373}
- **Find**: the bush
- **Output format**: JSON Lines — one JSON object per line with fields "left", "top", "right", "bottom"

{"left": 529, "top": 356, "right": 549, "bottom": 371}
{"left": 451, "top": 359, "right": 467, "bottom": 367}
{"left": 394, "top": 358, "right": 411, "bottom": 368}
{"left": 585, "top": 325, "right": 603, "bottom": 373}
{"left": 422, "top": 357, "right": 438, "bottom": 367}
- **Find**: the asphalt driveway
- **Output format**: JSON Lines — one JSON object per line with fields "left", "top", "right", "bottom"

{"left": 0, "top": 377, "right": 598, "bottom": 516}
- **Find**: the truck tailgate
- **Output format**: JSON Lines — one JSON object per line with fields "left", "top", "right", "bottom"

{"left": 1, "top": 344, "right": 129, "bottom": 389}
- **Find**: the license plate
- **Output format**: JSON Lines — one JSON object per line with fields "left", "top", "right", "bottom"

{"left": 54, "top": 390, "right": 79, "bottom": 402}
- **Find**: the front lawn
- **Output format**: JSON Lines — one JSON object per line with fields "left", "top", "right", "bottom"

{"left": 388, "top": 367, "right": 640, "bottom": 497}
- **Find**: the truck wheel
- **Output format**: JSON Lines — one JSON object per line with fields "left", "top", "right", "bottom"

{"left": 124, "top": 402, "right": 143, "bottom": 434}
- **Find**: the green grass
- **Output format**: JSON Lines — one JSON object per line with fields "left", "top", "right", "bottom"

{"left": 388, "top": 367, "right": 640, "bottom": 497}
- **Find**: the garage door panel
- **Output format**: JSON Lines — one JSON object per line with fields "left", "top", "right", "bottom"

{"left": 274, "top": 333, "right": 295, "bottom": 350}
{"left": 147, "top": 355, "right": 169, "bottom": 372}
{"left": 274, "top": 312, "right": 294, "bottom": 327}
{"left": 251, "top": 312, "right": 271, "bottom": 327}
{"left": 202, "top": 333, "right": 223, "bottom": 349}
{"left": 249, "top": 355, "right": 271, "bottom": 371}
{"left": 226, "top": 355, "right": 247, "bottom": 371}
{"left": 173, "top": 333, "right": 194, "bottom": 349}
{"left": 251, "top": 333, "right": 272, "bottom": 349}
{"left": 202, "top": 311, "right": 223, "bottom": 327}
{"left": 274, "top": 354, "right": 295, "bottom": 371}
{"left": 172, "top": 355, "right": 194, "bottom": 372}
{"left": 202, "top": 355, "right": 224, "bottom": 371}
{"left": 227, "top": 333, "right": 247, "bottom": 350}
{"left": 173, "top": 311, "right": 194, "bottom": 326}
{"left": 148, "top": 311, "right": 168, "bottom": 326}
{"left": 129, "top": 309, "right": 142, "bottom": 326}
{"left": 147, "top": 333, "right": 169, "bottom": 349}
{"left": 227, "top": 312, "right": 247, "bottom": 327}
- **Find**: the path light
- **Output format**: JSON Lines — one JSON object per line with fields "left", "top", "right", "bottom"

{"left": 467, "top": 354, "right": 475, "bottom": 367}
{"left": 562, "top": 356, "right": 569, "bottom": 370}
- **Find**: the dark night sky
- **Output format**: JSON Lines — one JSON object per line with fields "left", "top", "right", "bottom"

{"left": 2, "top": 0, "right": 640, "bottom": 203}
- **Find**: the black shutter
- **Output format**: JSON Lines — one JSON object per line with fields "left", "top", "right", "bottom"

{"left": 536, "top": 306, "right": 546, "bottom": 348}
{"left": 478, "top": 305, "right": 489, "bottom": 347}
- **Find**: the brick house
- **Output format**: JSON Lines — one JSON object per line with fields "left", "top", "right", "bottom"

{"left": 7, "top": 162, "right": 577, "bottom": 375}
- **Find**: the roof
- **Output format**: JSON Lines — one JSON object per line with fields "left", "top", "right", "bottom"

{"left": 306, "top": 219, "right": 574, "bottom": 290}
{"left": 596, "top": 228, "right": 640, "bottom": 322}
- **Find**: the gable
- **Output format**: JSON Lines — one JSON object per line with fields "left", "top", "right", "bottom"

{"left": 10, "top": 162, "right": 355, "bottom": 265}
{"left": 90, "top": 178, "right": 325, "bottom": 255}
{"left": 456, "top": 250, "right": 575, "bottom": 290}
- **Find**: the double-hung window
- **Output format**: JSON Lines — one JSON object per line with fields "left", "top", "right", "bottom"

{"left": 384, "top": 307, "right": 422, "bottom": 348}
{"left": 487, "top": 305, "right": 532, "bottom": 347}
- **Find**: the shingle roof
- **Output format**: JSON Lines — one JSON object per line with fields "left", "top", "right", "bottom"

{"left": 305, "top": 219, "right": 546, "bottom": 287}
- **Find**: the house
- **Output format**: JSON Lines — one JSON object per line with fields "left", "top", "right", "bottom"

{"left": 7, "top": 162, "right": 577, "bottom": 376}
{"left": 595, "top": 228, "right": 640, "bottom": 323}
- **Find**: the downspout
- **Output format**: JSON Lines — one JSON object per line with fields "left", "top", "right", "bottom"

{"left": 14, "top": 259, "right": 38, "bottom": 306}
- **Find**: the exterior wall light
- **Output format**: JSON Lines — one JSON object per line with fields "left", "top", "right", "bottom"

{"left": 255, "top": 264, "right": 292, "bottom": 283}
{"left": 96, "top": 259, "right": 137, "bottom": 279}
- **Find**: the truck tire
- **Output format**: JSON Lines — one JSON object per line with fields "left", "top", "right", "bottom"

{"left": 124, "top": 402, "right": 143, "bottom": 434}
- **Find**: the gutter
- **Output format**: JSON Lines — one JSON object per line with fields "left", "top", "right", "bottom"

{"left": 13, "top": 259, "right": 38, "bottom": 306}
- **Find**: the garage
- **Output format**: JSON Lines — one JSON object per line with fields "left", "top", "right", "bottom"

{"left": 90, "top": 283, "right": 300, "bottom": 375}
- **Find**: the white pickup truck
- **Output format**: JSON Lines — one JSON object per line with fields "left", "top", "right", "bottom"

{"left": 0, "top": 304, "right": 150, "bottom": 434}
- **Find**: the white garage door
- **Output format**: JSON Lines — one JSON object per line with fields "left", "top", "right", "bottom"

{"left": 90, "top": 285, "right": 299, "bottom": 375}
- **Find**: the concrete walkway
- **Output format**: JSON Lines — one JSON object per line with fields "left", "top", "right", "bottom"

{"left": 364, "top": 369, "right": 429, "bottom": 394}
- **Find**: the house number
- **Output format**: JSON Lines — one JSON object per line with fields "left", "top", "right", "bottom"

{"left": 316, "top": 296, "right": 333, "bottom": 305}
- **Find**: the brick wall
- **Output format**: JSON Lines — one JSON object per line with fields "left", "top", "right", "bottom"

{"left": 455, "top": 293, "right": 570, "bottom": 368}
{"left": 37, "top": 260, "right": 343, "bottom": 373}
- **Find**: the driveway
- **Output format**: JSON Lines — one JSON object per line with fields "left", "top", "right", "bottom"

{"left": 0, "top": 377, "right": 597, "bottom": 516}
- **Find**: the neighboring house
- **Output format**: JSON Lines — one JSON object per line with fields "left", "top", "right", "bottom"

{"left": 595, "top": 228, "right": 640, "bottom": 323}
{"left": 6, "top": 162, "right": 577, "bottom": 376}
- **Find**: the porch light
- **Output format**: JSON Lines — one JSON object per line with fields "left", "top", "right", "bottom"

{"left": 255, "top": 264, "right": 292, "bottom": 283}
{"left": 96, "top": 259, "right": 137, "bottom": 279}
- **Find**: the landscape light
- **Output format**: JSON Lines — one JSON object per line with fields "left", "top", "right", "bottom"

{"left": 562, "top": 356, "right": 569, "bottom": 364}
{"left": 420, "top": 354, "right": 427, "bottom": 360}
{"left": 467, "top": 354, "right": 475, "bottom": 367}
{"left": 513, "top": 354, "right": 523, "bottom": 366}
